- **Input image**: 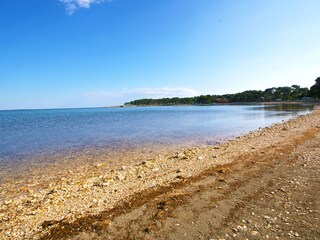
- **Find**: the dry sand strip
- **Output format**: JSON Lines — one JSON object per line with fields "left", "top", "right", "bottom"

{"left": 1, "top": 108, "right": 320, "bottom": 239}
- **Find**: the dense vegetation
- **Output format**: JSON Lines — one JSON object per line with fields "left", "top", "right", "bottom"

{"left": 125, "top": 78, "right": 319, "bottom": 106}
{"left": 310, "top": 77, "right": 320, "bottom": 99}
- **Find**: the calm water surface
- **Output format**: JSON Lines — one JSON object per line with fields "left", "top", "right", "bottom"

{"left": 0, "top": 104, "right": 313, "bottom": 165}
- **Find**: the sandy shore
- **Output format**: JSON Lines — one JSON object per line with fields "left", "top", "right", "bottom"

{"left": 1, "top": 107, "right": 320, "bottom": 239}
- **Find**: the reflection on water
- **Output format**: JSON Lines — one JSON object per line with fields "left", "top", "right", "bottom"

{"left": 250, "top": 103, "right": 313, "bottom": 112}
{"left": 248, "top": 104, "right": 314, "bottom": 118}
{"left": 0, "top": 104, "right": 314, "bottom": 166}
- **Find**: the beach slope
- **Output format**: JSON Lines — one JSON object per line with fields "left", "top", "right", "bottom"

{"left": 1, "top": 108, "right": 320, "bottom": 239}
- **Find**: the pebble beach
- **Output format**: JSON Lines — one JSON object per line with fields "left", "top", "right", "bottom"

{"left": 1, "top": 107, "right": 320, "bottom": 239}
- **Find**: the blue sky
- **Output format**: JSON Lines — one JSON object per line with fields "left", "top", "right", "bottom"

{"left": 1, "top": 0, "right": 319, "bottom": 109}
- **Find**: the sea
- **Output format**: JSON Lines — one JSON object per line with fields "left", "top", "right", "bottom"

{"left": 0, "top": 104, "right": 314, "bottom": 168}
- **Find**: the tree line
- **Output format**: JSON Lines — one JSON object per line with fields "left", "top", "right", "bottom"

{"left": 125, "top": 77, "right": 320, "bottom": 106}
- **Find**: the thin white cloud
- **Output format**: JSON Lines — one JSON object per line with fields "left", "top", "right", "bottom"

{"left": 128, "top": 87, "right": 199, "bottom": 97}
{"left": 60, "top": 0, "right": 111, "bottom": 15}
{"left": 83, "top": 87, "right": 199, "bottom": 99}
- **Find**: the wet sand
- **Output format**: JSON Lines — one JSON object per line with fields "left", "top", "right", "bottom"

{"left": 1, "top": 107, "right": 320, "bottom": 239}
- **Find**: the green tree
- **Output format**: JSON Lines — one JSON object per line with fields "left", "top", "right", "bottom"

{"left": 310, "top": 77, "right": 320, "bottom": 99}
{"left": 290, "top": 85, "right": 309, "bottom": 99}
{"left": 195, "top": 95, "right": 215, "bottom": 104}
{"left": 263, "top": 88, "right": 276, "bottom": 101}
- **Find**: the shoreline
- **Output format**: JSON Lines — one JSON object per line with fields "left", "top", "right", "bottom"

{"left": 1, "top": 107, "right": 320, "bottom": 239}
{"left": 123, "top": 101, "right": 317, "bottom": 107}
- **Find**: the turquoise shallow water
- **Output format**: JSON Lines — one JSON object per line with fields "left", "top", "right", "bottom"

{"left": 0, "top": 104, "right": 313, "bottom": 164}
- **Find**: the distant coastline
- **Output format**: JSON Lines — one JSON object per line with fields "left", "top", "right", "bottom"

{"left": 125, "top": 84, "right": 319, "bottom": 107}
{"left": 122, "top": 101, "right": 316, "bottom": 108}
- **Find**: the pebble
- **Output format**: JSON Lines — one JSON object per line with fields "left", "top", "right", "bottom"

{"left": 115, "top": 174, "right": 125, "bottom": 181}
{"left": 121, "top": 166, "right": 127, "bottom": 170}
{"left": 4, "top": 200, "right": 12, "bottom": 205}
